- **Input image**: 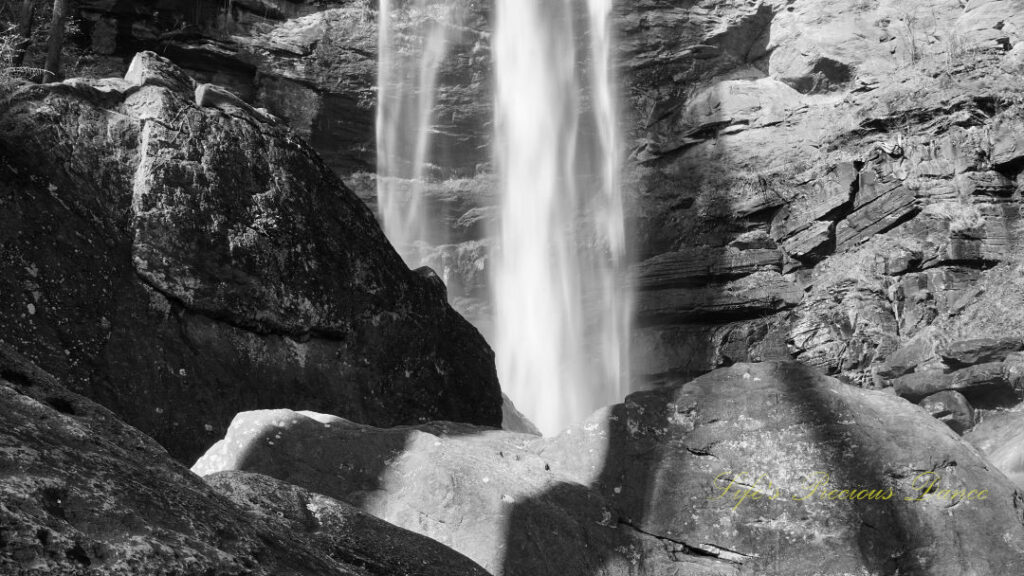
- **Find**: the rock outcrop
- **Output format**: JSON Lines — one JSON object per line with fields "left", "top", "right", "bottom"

{"left": 195, "top": 362, "right": 1024, "bottom": 576}
{"left": 0, "top": 343, "right": 488, "bottom": 575}
{"left": 66, "top": 0, "right": 491, "bottom": 177}
{"left": 618, "top": 0, "right": 1024, "bottom": 393}
{"left": 878, "top": 324, "right": 1022, "bottom": 431}
{"left": 0, "top": 53, "right": 502, "bottom": 463}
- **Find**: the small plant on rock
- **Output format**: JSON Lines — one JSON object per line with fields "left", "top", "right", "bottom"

{"left": 943, "top": 31, "right": 977, "bottom": 73}
{"left": 0, "top": 24, "right": 18, "bottom": 87}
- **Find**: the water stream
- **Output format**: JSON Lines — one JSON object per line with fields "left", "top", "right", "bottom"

{"left": 492, "top": 0, "right": 629, "bottom": 435}
{"left": 378, "top": 0, "right": 630, "bottom": 435}
{"left": 376, "top": 0, "right": 460, "bottom": 266}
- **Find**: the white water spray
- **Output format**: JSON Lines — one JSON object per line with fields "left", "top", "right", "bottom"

{"left": 377, "top": 0, "right": 459, "bottom": 265}
{"left": 492, "top": 0, "right": 630, "bottom": 435}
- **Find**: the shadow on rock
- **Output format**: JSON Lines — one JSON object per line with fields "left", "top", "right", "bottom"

{"left": 501, "top": 362, "right": 1024, "bottom": 575}
{"left": 193, "top": 363, "right": 1024, "bottom": 575}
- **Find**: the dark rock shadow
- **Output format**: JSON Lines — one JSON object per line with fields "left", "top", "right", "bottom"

{"left": 194, "top": 411, "right": 419, "bottom": 509}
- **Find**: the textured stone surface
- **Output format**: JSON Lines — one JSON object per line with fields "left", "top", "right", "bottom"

{"left": 836, "top": 162, "right": 919, "bottom": 251}
{"left": 68, "top": 0, "right": 490, "bottom": 176}
{"left": 965, "top": 410, "right": 1024, "bottom": 489}
{"left": 939, "top": 337, "right": 1024, "bottom": 367}
{"left": 893, "top": 370, "right": 956, "bottom": 402}
{"left": 879, "top": 326, "right": 951, "bottom": 379}
{"left": 937, "top": 263, "right": 1024, "bottom": 342}
{"left": 920, "top": 390, "right": 975, "bottom": 433}
{"left": 780, "top": 220, "right": 834, "bottom": 260}
{"left": 788, "top": 244, "right": 902, "bottom": 385}
{"left": 631, "top": 319, "right": 792, "bottom": 384}
{"left": 636, "top": 271, "right": 803, "bottom": 324}
{"left": 20, "top": 0, "right": 1024, "bottom": 396}
{"left": 1006, "top": 352, "right": 1024, "bottom": 392}
{"left": 634, "top": 247, "right": 783, "bottom": 290}
{"left": 204, "top": 470, "right": 491, "bottom": 576}
{"left": 614, "top": 0, "right": 1024, "bottom": 388}
{"left": 0, "top": 54, "right": 501, "bottom": 463}
{"left": 195, "top": 362, "right": 1024, "bottom": 576}
{"left": 0, "top": 344, "right": 485, "bottom": 576}
{"left": 956, "top": 0, "right": 1024, "bottom": 50}
{"left": 894, "top": 362, "right": 1016, "bottom": 404}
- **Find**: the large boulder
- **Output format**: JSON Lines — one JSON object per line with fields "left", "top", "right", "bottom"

{"left": 195, "top": 362, "right": 1024, "bottom": 576}
{"left": 965, "top": 410, "right": 1024, "bottom": 489}
{"left": 0, "top": 343, "right": 487, "bottom": 576}
{"left": 893, "top": 362, "right": 1014, "bottom": 403}
{"left": 878, "top": 326, "right": 951, "bottom": 379}
{"left": 939, "top": 337, "right": 1024, "bottom": 368}
{"left": 920, "top": 390, "right": 975, "bottom": 433}
{"left": 204, "top": 470, "right": 490, "bottom": 576}
{"left": 0, "top": 52, "right": 502, "bottom": 463}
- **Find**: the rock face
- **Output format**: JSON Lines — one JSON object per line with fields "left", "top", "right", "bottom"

{"left": 0, "top": 53, "right": 502, "bottom": 463}
{"left": 195, "top": 362, "right": 1024, "bottom": 576}
{"left": 920, "top": 390, "right": 975, "bottom": 433}
{"left": 0, "top": 343, "right": 488, "bottom": 576}
{"left": 939, "top": 337, "right": 1024, "bottom": 367}
{"left": 65, "top": 0, "right": 491, "bottom": 177}
{"left": 965, "top": 410, "right": 1024, "bottom": 489}
{"left": 881, "top": 330, "right": 1023, "bottom": 431}
{"left": 621, "top": 0, "right": 1024, "bottom": 387}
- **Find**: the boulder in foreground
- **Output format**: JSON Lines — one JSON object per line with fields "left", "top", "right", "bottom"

{"left": 0, "top": 343, "right": 488, "bottom": 576}
{"left": 195, "top": 362, "right": 1024, "bottom": 576}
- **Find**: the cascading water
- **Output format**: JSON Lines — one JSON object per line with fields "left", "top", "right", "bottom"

{"left": 378, "top": 0, "right": 630, "bottom": 435}
{"left": 492, "top": 0, "right": 630, "bottom": 435}
{"left": 377, "top": 0, "right": 459, "bottom": 266}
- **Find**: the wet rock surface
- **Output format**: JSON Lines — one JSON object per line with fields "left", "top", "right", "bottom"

{"left": 0, "top": 344, "right": 486, "bottom": 576}
{"left": 195, "top": 362, "right": 1024, "bottom": 576}
{"left": 0, "top": 53, "right": 501, "bottom": 463}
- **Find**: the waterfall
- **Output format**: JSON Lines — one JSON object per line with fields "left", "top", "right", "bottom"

{"left": 376, "top": 0, "right": 459, "bottom": 266}
{"left": 492, "top": 0, "right": 630, "bottom": 435}
{"left": 377, "top": 0, "right": 630, "bottom": 435}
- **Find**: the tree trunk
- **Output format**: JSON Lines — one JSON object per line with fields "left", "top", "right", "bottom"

{"left": 43, "top": 0, "right": 68, "bottom": 82}
{"left": 10, "top": 0, "right": 35, "bottom": 68}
